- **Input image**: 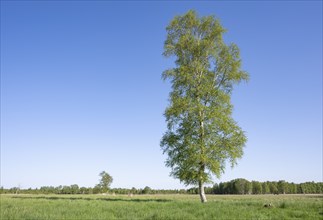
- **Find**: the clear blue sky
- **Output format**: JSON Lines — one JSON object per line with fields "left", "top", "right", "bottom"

{"left": 1, "top": 1, "right": 322, "bottom": 189}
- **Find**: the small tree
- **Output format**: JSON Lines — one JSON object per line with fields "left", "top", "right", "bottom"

{"left": 161, "top": 10, "right": 249, "bottom": 203}
{"left": 70, "top": 184, "right": 80, "bottom": 194}
{"left": 142, "top": 186, "right": 152, "bottom": 194}
{"left": 98, "top": 171, "right": 113, "bottom": 193}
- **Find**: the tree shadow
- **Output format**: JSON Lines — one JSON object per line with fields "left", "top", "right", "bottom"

{"left": 11, "top": 196, "right": 171, "bottom": 203}
{"left": 12, "top": 196, "right": 92, "bottom": 201}
{"left": 97, "top": 198, "right": 171, "bottom": 203}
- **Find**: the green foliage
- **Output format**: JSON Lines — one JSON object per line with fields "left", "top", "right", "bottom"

{"left": 142, "top": 186, "right": 152, "bottom": 194}
{"left": 277, "top": 180, "right": 287, "bottom": 194}
{"left": 213, "top": 180, "right": 323, "bottom": 195}
{"left": 98, "top": 171, "right": 113, "bottom": 192}
{"left": 262, "top": 182, "right": 270, "bottom": 194}
{"left": 252, "top": 181, "right": 263, "bottom": 194}
{"left": 232, "top": 178, "right": 250, "bottom": 194}
{"left": 161, "top": 10, "right": 249, "bottom": 188}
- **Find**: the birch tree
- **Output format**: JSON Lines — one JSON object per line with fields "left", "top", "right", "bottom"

{"left": 161, "top": 10, "right": 249, "bottom": 203}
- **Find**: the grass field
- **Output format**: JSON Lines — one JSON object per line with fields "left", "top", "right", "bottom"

{"left": 1, "top": 194, "right": 322, "bottom": 219}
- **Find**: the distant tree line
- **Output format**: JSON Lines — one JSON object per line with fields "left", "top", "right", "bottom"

{"left": 1, "top": 179, "right": 322, "bottom": 195}
{"left": 0, "top": 185, "right": 186, "bottom": 195}
{"left": 189, "top": 179, "right": 323, "bottom": 195}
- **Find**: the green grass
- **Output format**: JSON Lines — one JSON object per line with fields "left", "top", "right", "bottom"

{"left": 1, "top": 194, "right": 322, "bottom": 219}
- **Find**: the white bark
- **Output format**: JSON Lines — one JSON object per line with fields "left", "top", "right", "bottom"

{"left": 199, "top": 180, "right": 207, "bottom": 203}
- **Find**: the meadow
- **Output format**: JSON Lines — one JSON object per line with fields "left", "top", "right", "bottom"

{"left": 1, "top": 194, "right": 322, "bottom": 219}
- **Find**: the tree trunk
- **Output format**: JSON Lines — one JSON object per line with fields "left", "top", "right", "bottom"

{"left": 199, "top": 180, "right": 207, "bottom": 203}
{"left": 198, "top": 106, "right": 207, "bottom": 204}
